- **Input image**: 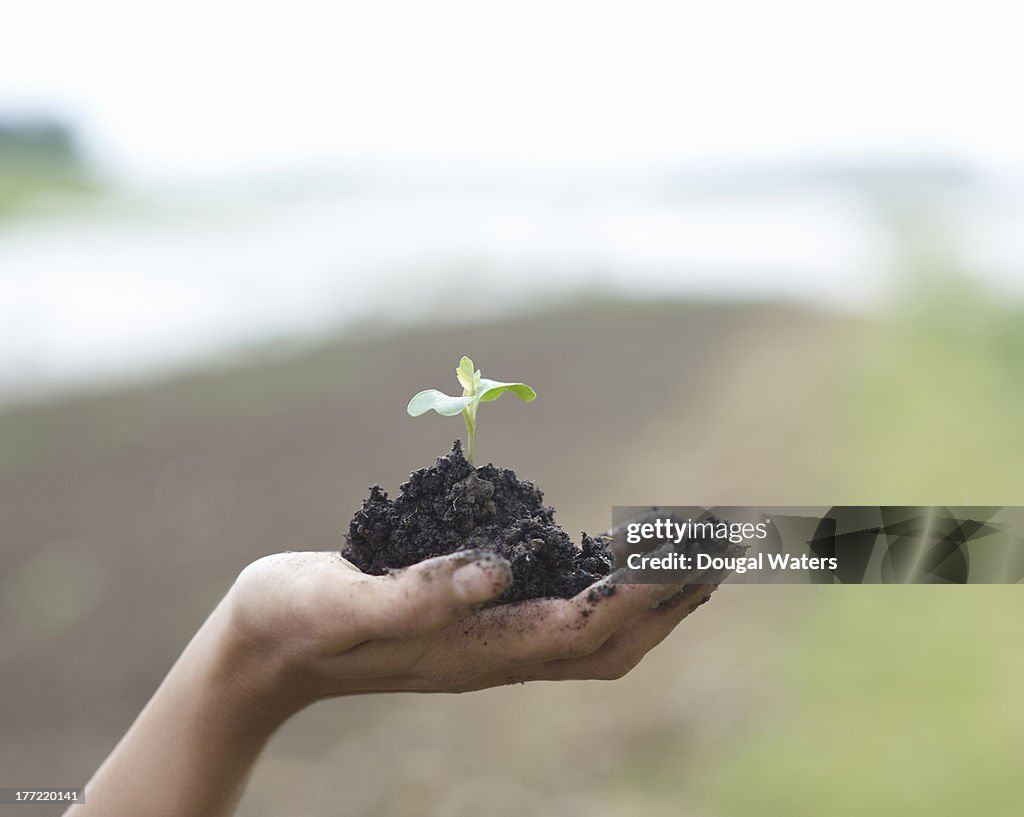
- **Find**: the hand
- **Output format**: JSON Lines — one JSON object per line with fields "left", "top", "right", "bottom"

{"left": 224, "top": 544, "right": 729, "bottom": 714}
{"left": 72, "top": 536, "right": 731, "bottom": 817}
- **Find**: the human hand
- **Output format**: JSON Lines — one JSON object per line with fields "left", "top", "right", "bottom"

{"left": 71, "top": 538, "right": 731, "bottom": 817}
{"left": 224, "top": 542, "right": 731, "bottom": 715}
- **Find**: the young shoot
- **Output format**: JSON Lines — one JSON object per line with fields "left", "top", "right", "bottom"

{"left": 407, "top": 356, "right": 536, "bottom": 465}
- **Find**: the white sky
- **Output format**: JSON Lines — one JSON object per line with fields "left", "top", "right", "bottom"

{"left": 2, "top": 0, "right": 1023, "bottom": 179}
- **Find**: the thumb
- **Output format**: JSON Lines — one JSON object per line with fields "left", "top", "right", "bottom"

{"left": 356, "top": 549, "right": 512, "bottom": 640}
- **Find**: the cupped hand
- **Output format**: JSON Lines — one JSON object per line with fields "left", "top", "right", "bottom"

{"left": 67, "top": 537, "right": 731, "bottom": 817}
{"left": 224, "top": 543, "right": 729, "bottom": 712}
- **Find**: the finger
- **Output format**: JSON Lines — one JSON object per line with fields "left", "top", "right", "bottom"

{"left": 449, "top": 560, "right": 733, "bottom": 690}
{"left": 527, "top": 578, "right": 724, "bottom": 682}
{"left": 322, "top": 550, "right": 512, "bottom": 647}
{"left": 535, "top": 560, "right": 734, "bottom": 682}
{"left": 560, "top": 561, "right": 711, "bottom": 639}
{"left": 331, "top": 561, "right": 731, "bottom": 689}
{"left": 602, "top": 510, "right": 661, "bottom": 563}
{"left": 414, "top": 555, "right": 718, "bottom": 682}
{"left": 443, "top": 577, "right": 727, "bottom": 691}
{"left": 316, "top": 555, "right": 711, "bottom": 682}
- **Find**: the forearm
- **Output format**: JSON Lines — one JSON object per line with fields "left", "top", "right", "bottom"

{"left": 69, "top": 593, "right": 298, "bottom": 817}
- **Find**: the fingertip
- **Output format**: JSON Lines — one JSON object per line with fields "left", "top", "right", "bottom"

{"left": 452, "top": 553, "right": 512, "bottom": 605}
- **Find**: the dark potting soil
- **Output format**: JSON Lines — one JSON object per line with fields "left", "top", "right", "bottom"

{"left": 343, "top": 441, "right": 614, "bottom": 603}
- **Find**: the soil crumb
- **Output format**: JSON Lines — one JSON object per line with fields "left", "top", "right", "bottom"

{"left": 343, "top": 441, "right": 613, "bottom": 602}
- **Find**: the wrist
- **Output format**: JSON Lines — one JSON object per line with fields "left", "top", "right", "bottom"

{"left": 194, "top": 592, "right": 314, "bottom": 740}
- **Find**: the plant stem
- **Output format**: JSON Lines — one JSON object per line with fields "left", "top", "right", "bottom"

{"left": 462, "top": 368, "right": 478, "bottom": 466}
{"left": 463, "top": 407, "right": 476, "bottom": 465}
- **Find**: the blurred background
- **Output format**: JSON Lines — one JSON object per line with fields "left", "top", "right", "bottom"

{"left": 2, "top": 2, "right": 1023, "bottom": 815}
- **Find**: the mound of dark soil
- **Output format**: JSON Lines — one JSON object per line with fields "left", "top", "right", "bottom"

{"left": 343, "top": 441, "right": 613, "bottom": 602}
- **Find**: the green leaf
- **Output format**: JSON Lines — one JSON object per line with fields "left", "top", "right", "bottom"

{"left": 456, "top": 356, "right": 476, "bottom": 393}
{"left": 477, "top": 379, "right": 537, "bottom": 403}
{"left": 407, "top": 390, "right": 474, "bottom": 417}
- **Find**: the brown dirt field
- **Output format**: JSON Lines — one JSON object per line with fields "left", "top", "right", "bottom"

{"left": 0, "top": 297, "right": 849, "bottom": 817}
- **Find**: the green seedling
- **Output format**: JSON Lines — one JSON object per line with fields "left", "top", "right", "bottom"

{"left": 407, "top": 356, "right": 536, "bottom": 465}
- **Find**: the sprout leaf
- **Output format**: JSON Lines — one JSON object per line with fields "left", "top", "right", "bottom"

{"left": 407, "top": 390, "right": 474, "bottom": 417}
{"left": 477, "top": 379, "right": 537, "bottom": 402}
{"left": 407, "top": 356, "right": 536, "bottom": 464}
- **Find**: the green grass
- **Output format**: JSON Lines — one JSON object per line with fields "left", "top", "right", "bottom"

{"left": 718, "top": 588, "right": 1024, "bottom": 817}
{"left": 605, "top": 277, "right": 1024, "bottom": 816}
{"left": 838, "top": 286, "right": 1024, "bottom": 502}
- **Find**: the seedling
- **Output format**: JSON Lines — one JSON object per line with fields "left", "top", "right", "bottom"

{"left": 407, "top": 356, "right": 536, "bottom": 465}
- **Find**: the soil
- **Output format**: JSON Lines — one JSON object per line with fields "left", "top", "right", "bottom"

{"left": 343, "top": 440, "right": 614, "bottom": 603}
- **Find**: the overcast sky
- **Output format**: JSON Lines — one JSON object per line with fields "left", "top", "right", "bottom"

{"left": 2, "top": 0, "right": 1022, "bottom": 179}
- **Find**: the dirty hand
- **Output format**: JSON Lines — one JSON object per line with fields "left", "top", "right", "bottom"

{"left": 72, "top": 544, "right": 729, "bottom": 817}
{"left": 225, "top": 547, "right": 726, "bottom": 715}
